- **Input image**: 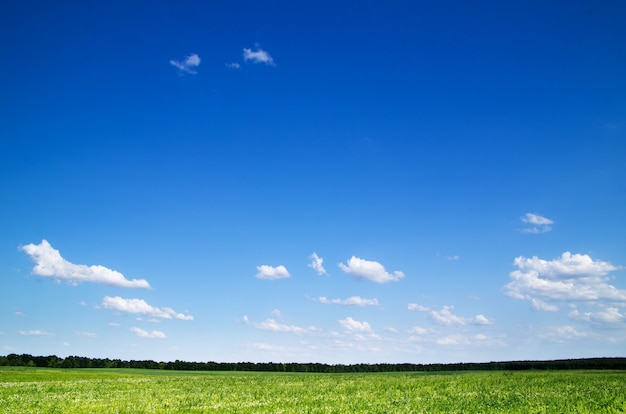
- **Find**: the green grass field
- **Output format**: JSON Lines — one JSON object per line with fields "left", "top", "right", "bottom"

{"left": 1, "top": 367, "right": 624, "bottom": 413}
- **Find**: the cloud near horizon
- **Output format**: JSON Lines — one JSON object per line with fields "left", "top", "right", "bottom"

{"left": 503, "top": 252, "right": 625, "bottom": 316}
{"left": 21, "top": 240, "right": 150, "bottom": 288}
{"left": 409, "top": 304, "right": 493, "bottom": 326}
{"left": 338, "top": 256, "right": 404, "bottom": 283}
{"left": 244, "top": 315, "right": 319, "bottom": 336}
{"left": 170, "top": 53, "right": 201, "bottom": 74}
{"left": 256, "top": 265, "right": 290, "bottom": 280}
{"left": 319, "top": 296, "right": 379, "bottom": 306}
{"left": 130, "top": 327, "right": 166, "bottom": 339}
{"left": 102, "top": 296, "right": 193, "bottom": 320}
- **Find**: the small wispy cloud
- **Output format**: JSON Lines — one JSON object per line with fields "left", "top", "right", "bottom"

{"left": 130, "top": 327, "right": 166, "bottom": 339}
{"left": 102, "top": 296, "right": 194, "bottom": 320}
{"left": 569, "top": 307, "right": 625, "bottom": 324}
{"left": 308, "top": 253, "right": 327, "bottom": 275}
{"left": 245, "top": 316, "right": 319, "bottom": 336}
{"left": 338, "top": 256, "right": 404, "bottom": 283}
{"left": 18, "top": 330, "right": 54, "bottom": 337}
{"left": 225, "top": 62, "right": 241, "bottom": 69}
{"left": 256, "top": 265, "right": 290, "bottom": 280}
{"left": 243, "top": 46, "right": 275, "bottom": 66}
{"left": 520, "top": 213, "right": 553, "bottom": 234}
{"left": 170, "top": 53, "right": 201, "bottom": 74}
{"left": 21, "top": 240, "right": 150, "bottom": 288}
{"left": 431, "top": 306, "right": 493, "bottom": 326}
{"left": 408, "top": 304, "right": 430, "bottom": 312}
{"left": 319, "top": 296, "right": 379, "bottom": 307}
{"left": 76, "top": 331, "right": 98, "bottom": 338}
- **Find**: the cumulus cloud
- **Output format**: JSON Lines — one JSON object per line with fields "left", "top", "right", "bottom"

{"left": 319, "top": 296, "right": 379, "bottom": 306}
{"left": 338, "top": 317, "right": 373, "bottom": 333}
{"left": 531, "top": 298, "right": 559, "bottom": 312}
{"left": 102, "top": 296, "right": 193, "bottom": 320}
{"left": 520, "top": 213, "right": 554, "bottom": 234}
{"left": 503, "top": 252, "right": 625, "bottom": 310}
{"left": 569, "top": 307, "right": 625, "bottom": 324}
{"left": 555, "top": 325, "right": 588, "bottom": 339}
{"left": 308, "top": 252, "right": 327, "bottom": 275}
{"left": 18, "top": 330, "right": 54, "bottom": 336}
{"left": 407, "top": 303, "right": 430, "bottom": 312}
{"left": 256, "top": 265, "right": 290, "bottom": 280}
{"left": 408, "top": 326, "right": 430, "bottom": 335}
{"left": 243, "top": 46, "right": 275, "bottom": 66}
{"left": 338, "top": 256, "right": 404, "bottom": 283}
{"left": 412, "top": 305, "right": 493, "bottom": 326}
{"left": 21, "top": 240, "right": 150, "bottom": 288}
{"left": 170, "top": 53, "right": 201, "bottom": 74}
{"left": 431, "top": 306, "right": 468, "bottom": 326}
{"left": 130, "top": 327, "right": 166, "bottom": 339}
{"left": 247, "top": 317, "right": 319, "bottom": 336}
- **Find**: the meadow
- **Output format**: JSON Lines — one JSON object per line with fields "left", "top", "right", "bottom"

{"left": 1, "top": 367, "right": 624, "bottom": 413}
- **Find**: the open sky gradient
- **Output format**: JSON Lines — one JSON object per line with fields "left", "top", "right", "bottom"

{"left": 1, "top": 0, "right": 625, "bottom": 364}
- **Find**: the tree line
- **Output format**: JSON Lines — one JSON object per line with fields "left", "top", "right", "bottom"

{"left": 1, "top": 354, "right": 625, "bottom": 372}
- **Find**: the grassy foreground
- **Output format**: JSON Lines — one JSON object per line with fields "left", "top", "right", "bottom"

{"left": 1, "top": 367, "right": 625, "bottom": 413}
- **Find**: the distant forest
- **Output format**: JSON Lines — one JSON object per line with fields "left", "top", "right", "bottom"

{"left": 1, "top": 354, "right": 625, "bottom": 372}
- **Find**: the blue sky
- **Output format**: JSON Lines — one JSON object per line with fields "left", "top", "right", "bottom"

{"left": 1, "top": 0, "right": 625, "bottom": 364}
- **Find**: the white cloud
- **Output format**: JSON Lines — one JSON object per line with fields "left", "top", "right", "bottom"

{"left": 338, "top": 317, "right": 373, "bottom": 333}
{"left": 569, "top": 307, "right": 625, "bottom": 324}
{"left": 431, "top": 306, "right": 467, "bottom": 326}
{"left": 256, "top": 265, "right": 290, "bottom": 280}
{"left": 225, "top": 62, "right": 240, "bottom": 69}
{"left": 428, "top": 306, "right": 493, "bottom": 326}
{"left": 447, "top": 255, "right": 460, "bottom": 261}
{"left": 271, "top": 309, "right": 282, "bottom": 317}
{"left": 308, "top": 252, "right": 327, "bottom": 275}
{"left": 318, "top": 296, "right": 379, "bottom": 306}
{"left": 21, "top": 240, "right": 150, "bottom": 288}
{"left": 243, "top": 47, "right": 275, "bottom": 66}
{"left": 338, "top": 256, "right": 404, "bottom": 283}
{"left": 555, "top": 325, "right": 588, "bottom": 339}
{"left": 249, "top": 342, "right": 285, "bottom": 352}
{"left": 408, "top": 326, "right": 430, "bottom": 335}
{"left": 252, "top": 318, "right": 310, "bottom": 335}
{"left": 520, "top": 213, "right": 554, "bottom": 234}
{"left": 102, "top": 296, "right": 193, "bottom": 320}
{"left": 76, "top": 331, "right": 98, "bottom": 338}
{"left": 170, "top": 53, "right": 201, "bottom": 74}
{"left": 407, "top": 303, "right": 429, "bottom": 312}
{"left": 130, "top": 327, "right": 166, "bottom": 339}
{"left": 531, "top": 298, "right": 559, "bottom": 312}
{"left": 471, "top": 314, "right": 493, "bottom": 325}
{"left": 503, "top": 252, "right": 625, "bottom": 307}
{"left": 18, "top": 330, "right": 54, "bottom": 336}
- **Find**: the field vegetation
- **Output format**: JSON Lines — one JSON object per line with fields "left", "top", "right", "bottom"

{"left": 1, "top": 366, "right": 625, "bottom": 413}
